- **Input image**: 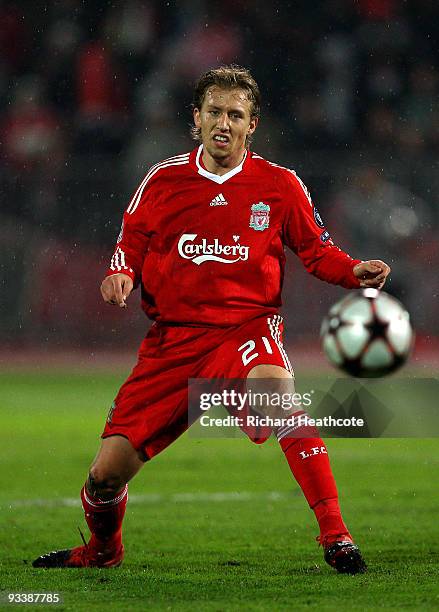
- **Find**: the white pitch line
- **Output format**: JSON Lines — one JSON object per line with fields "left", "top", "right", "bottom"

{"left": 3, "top": 490, "right": 291, "bottom": 510}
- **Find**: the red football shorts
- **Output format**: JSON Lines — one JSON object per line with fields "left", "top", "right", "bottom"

{"left": 102, "top": 313, "right": 293, "bottom": 459}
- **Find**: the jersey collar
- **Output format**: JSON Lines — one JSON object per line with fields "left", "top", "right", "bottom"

{"left": 195, "top": 144, "right": 248, "bottom": 184}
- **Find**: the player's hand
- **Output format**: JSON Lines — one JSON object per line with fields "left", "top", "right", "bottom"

{"left": 353, "top": 260, "right": 391, "bottom": 289}
{"left": 100, "top": 273, "right": 134, "bottom": 308}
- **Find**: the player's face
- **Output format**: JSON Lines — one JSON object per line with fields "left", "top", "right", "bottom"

{"left": 193, "top": 86, "right": 258, "bottom": 170}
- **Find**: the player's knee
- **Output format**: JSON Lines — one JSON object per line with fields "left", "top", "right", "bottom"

{"left": 246, "top": 364, "right": 296, "bottom": 418}
{"left": 86, "top": 468, "right": 126, "bottom": 499}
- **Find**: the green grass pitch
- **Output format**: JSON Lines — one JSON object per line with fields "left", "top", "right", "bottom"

{"left": 1, "top": 371, "right": 438, "bottom": 610}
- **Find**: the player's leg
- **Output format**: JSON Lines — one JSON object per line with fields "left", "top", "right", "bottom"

{"left": 87, "top": 433, "right": 145, "bottom": 499}
{"left": 33, "top": 435, "right": 144, "bottom": 568}
{"left": 213, "top": 314, "right": 365, "bottom": 573}
{"left": 33, "top": 324, "right": 198, "bottom": 569}
{"left": 82, "top": 435, "right": 145, "bottom": 554}
{"left": 247, "top": 362, "right": 366, "bottom": 574}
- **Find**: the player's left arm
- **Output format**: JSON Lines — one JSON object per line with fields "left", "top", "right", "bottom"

{"left": 352, "top": 259, "right": 391, "bottom": 289}
{"left": 282, "top": 172, "right": 391, "bottom": 289}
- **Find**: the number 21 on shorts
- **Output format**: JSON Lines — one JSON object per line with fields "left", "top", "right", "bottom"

{"left": 238, "top": 337, "right": 273, "bottom": 366}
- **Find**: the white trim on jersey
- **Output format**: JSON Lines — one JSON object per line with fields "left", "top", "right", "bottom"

{"left": 127, "top": 153, "right": 190, "bottom": 215}
{"left": 196, "top": 145, "right": 247, "bottom": 184}
{"left": 267, "top": 314, "right": 293, "bottom": 374}
{"left": 110, "top": 246, "right": 134, "bottom": 274}
{"left": 252, "top": 153, "right": 313, "bottom": 207}
{"left": 268, "top": 162, "right": 312, "bottom": 207}
{"left": 127, "top": 153, "right": 190, "bottom": 213}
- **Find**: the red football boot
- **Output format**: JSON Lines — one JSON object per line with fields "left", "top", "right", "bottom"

{"left": 32, "top": 534, "right": 124, "bottom": 568}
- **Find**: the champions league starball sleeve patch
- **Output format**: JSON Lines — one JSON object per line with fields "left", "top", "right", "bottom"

{"left": 312, "top": 207, "right": 331, "bottom": 243}
{"left": 313, "top": 207, "right": 325, "bottom": 229}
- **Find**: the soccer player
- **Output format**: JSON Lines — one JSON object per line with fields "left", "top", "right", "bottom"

{"left": 33, "top": 65, "right": 390, "bottom": 573}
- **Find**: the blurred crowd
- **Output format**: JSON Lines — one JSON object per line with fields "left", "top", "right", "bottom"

{"left": 1, "top": 0, "right": 438, "bottom": 344}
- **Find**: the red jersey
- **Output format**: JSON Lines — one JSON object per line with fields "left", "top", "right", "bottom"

{"left": 106, "top": 146, "right": 361, "bottom": 326}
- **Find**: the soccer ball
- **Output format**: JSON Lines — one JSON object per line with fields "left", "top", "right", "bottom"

{"left": 320, "top": 289, "right": 414, "bottom": 377}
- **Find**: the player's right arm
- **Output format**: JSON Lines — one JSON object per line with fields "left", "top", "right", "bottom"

{"left": 101, "top": 177, "right": 152, "bottom": 307}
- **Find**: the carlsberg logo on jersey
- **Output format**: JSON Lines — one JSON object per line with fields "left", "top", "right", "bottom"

{"left": 178, "top": 234, "right": 249, "bottom": 265}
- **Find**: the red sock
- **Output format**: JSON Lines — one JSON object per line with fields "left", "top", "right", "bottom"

{"left": 80, "top": 484, "right": 128, "bottom": 551}
{"left": 278, "top": 431, "right": 351, "bottom": 544}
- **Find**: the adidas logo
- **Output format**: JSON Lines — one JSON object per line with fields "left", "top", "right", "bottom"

{"left": 209, "top": 193, "right": 228, "bottom": 206}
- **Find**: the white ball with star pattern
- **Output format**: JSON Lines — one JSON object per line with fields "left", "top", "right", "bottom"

{"left": 320, "top": 289, "right": 414, "bottom": 377}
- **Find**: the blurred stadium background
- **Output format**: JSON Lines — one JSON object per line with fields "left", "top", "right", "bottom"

{"left": 2, "top": 4, "right": 439, "bottom": 607}
{"left": 1, "top": 0, "right": 438, "bottom": 367}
